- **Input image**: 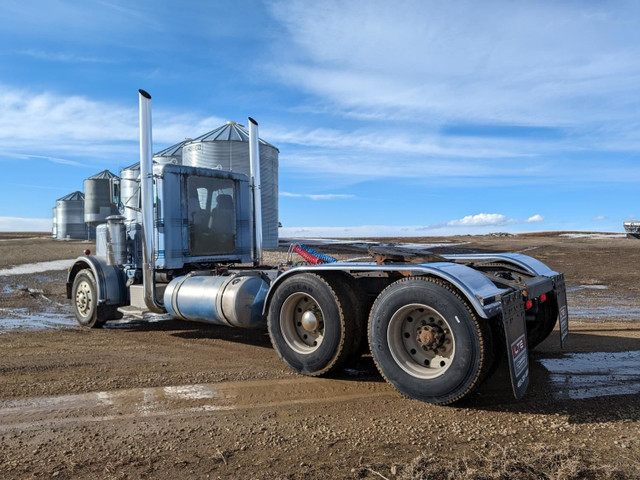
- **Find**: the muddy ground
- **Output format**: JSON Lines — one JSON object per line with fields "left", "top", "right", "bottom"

{"left": 0, "top": 232, "right": 639, "bottom": 479}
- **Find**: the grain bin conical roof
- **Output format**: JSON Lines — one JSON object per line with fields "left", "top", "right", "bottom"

{"left": 57, "top": 191, "right": 84, "bottom": 202}
{"left": 154, "top": 140, "right": 187, "bottom": 158}
{"left": 191, "top": 121, "right": 279, "bottom": 151}
{"left": 88, "top": 169, "right": 119, "bottom": 180}
{"left": 122, "top": 161, "right": 140, "bottom": 171}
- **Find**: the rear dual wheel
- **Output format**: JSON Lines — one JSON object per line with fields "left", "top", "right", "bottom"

{"left": 368, "top": 277, "right": 493, "bottom": 405}
{"left": 267, "top": 273, "right": 361, "bottom": 376}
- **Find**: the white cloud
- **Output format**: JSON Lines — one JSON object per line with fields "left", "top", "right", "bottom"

{"left": 280, "top": 212, "right": 550, "bottom": 237}
{"left": 446, "top": 213, "right": 514, "bottom": 227}
{"left": 0, "top": 85, "right": 224, "bottom": 163}
{"left": 265, "top": 125, "right": 526, "bottom": 159}
{"left": 280, "top": 192, "right": 354, "bottom": 200}
{"left": 0, "top": 216, "right": 51, "bottom": 232}
{"left": 592, "top": 215, "right": 608, "bottom": 221}
{"left": 269, "top": 1, "right": 640, "bottom": 127}
{"left": 280, "top": 221, "right": 545, "bottom": 238}
{"left": 16, "top": 49, "right": 114, "bottom": 63}
{"left": 527, "top": 214, "right": 545, "bottom": 223}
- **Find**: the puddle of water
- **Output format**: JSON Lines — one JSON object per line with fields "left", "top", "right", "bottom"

{"left": 568, "top": 305, "right": 640, "bottom": 320}
{"left": 0, "top": 310, "right": 77, "bottom": 333}
{"left": 0, "top": 377, "right": 392, "bottom": 432}
{"left": 163, "top": 385, "right": 218, "bottom": 400}
{"left": 0, "top": 259, "right": 75, "bottom": 276}
{"left": 559, "top": 233, "right": 626, "bottom": 239}
{"left": 2, "top": 284, "right": 25, "bottom": 294}
{"left": 566, "top": 285, "right": 608, "bottom": 293}
{"left": 538, "top": 351, "right": 640, "bottom": 400}
{"left": 0, "top": 308, "right": 176, "bottom": 333}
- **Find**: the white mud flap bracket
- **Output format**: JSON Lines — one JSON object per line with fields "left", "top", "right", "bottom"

{"left": 553, "top": 274, "right": 569, "bottom": 348}
{"left": 501, "top": 290, "right": 529, "bottom": 400}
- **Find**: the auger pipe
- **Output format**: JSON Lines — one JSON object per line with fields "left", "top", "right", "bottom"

{"left": 248, "top": 117, "right": 263, "bottom": 265}
{"left": 138, "top": 89, "right": 164, "bottom": 313}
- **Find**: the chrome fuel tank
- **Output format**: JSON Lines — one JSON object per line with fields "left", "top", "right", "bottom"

{"left": 164, "top": 273, "right": 268, "bottom": 328}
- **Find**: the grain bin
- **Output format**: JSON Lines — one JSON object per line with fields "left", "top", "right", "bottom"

{"left": 84, "top": 170, "right": 121, "bottom": 226}
{"left": 119, "top": 162, "right": 141, "bottom": 222}
{"left": 56, "top": 191, "right": 87, "bottom": 240}
{"left": 182, "top": 121, "right": 279, "bottom": 248}
{"left": 153, "top": 140, "right": 185, "bottom": 165}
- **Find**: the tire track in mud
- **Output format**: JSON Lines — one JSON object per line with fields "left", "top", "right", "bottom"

{"left": 0, "top": 377, "right": 395, "bottom": 433}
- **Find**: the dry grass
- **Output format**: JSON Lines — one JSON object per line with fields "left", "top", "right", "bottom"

{"left": 397, "top": 443, "right": 637, "bottom": 480}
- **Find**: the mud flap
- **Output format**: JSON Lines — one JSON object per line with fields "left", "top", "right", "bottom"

{"left": 553, "top": 274, "right": 569, "bottom": 348}
{"left": 501, "top": 291, "right": 529, "bottom": 399}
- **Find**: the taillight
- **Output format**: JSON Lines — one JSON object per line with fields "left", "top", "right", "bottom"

{"left": 540, "top": 294, "right": 547, "bottom": 303}
{"left": 526, "top": 299, "right": 533, "bottom": 310}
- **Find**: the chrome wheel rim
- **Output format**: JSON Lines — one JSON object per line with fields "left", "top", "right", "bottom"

{"left": 280, "top": 292, "right": 324, "bottom": 354}
{"left": 75, "top": 280, "right": 93, "bottom": 318}
{"left": 387, "top": 303, "right": 455, "bottom": 379}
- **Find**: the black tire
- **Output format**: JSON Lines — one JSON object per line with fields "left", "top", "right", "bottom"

{"left": 526, "top": 295, "right": 558, "bottom": 348}
{"left": 368, "top": 277, "right": 493, "bottom": 405}
{"left": 71, "top": 269, "right": 108, "bottom": 328}
{"left": 267, "top": 273, "right": 357, "bottom": 376}
{"left": 321, "top": 272, "right": 367, "bottom": 361}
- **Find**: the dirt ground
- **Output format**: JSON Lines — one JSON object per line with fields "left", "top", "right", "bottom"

{"left": 0, "top": 232, "right": 639, "bottom": 479}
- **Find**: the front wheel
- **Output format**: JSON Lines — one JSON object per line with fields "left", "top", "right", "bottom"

{"left": 368, "top": 277, "right": 492, "bottom": 405}
{"left": 72, "top": 269, "right": 114, "bottom": 328}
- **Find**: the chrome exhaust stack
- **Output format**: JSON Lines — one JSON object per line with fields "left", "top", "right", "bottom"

{"left": 248, "top": 117, "right": 263, "bottom": 265}
{"left": 138, "top": 89, "right": 164, "bottom": 313}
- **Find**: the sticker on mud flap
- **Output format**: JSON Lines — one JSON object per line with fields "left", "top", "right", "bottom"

{"left": 511, "top": 333, "right": 528, "bottom": 378}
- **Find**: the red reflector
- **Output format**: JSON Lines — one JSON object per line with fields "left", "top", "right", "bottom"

{"left": 84, "top": 249, "right": 91, "bottom": 255}
{"left": 526, "top": 300, "right": 533, "bottom": 309}
{"left": 540, "top": 294, "right": 547, "bottom": 303}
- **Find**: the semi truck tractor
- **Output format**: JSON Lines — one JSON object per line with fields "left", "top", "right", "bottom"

{"left": 66, "top": 90, "right": 569, "bottom": 405}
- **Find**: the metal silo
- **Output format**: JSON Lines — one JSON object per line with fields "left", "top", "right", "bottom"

{"left": 52, "top": 206, "right": 57, "bottom": 238}
{"left": 84, "top": 170, "right": 121, "bottom": 226}
{"left": 119, "top": 162, "right": 141, "bottom": 222}
{"left": 153, "top": 139, "right": 185, "bottom": 165}
{"left": 182, "top": 121, "right": 279, "bottom": 248}
{"left": 56, "top": 192, "right": 86, "bottom": 240}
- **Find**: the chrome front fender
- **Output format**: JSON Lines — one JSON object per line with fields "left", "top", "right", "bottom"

{"left": 66, "top": 255, "right": 126, "bottom": 307}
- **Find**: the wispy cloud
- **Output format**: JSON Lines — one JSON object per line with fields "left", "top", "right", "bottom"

{"left": 281, "top": 211, "right": 547, "bottom": 237}
{"left": 265, "top": 125, "right": 527, "bottom": 159}
{"left": 592, "top": 215, "right": 608, "bottom": 222}
{"left": 16, "top": 49, "right": 114, "bottom": 63}
{"left": 0, "top": 85, "right": 224, "bottom": 164}
{"left": 280, "top": 192, "right": 354, "bottom": 200}
{"left": 1, "top": 152, "right": 84, "bottom": 167}
{"left": 268, "top": 1, "right": 640, "bottom": 126}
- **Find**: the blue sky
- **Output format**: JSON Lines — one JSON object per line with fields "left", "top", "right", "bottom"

{"left": 1, "top": 0, "right": 639, "bottom": 236}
